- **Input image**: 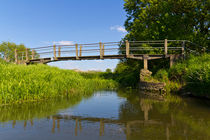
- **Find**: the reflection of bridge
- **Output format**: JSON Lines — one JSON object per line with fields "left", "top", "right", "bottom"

{"left": 10, "top": 99, "right": 173, "bottom": 140}
{"left": 15, "top": 39, "right": 187, "bottom": 70}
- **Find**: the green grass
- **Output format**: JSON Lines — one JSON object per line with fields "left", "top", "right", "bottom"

{"left": 154, "top": 53, "right": 210, "bottom": 97}
{"left": 0, "top": 60, "right": 117, "bottom": 104}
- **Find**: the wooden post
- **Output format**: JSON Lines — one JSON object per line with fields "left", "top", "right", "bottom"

{"left": 53, "top": 45, "right": 57, "bottom": 60}
{"left": 79, "top": 45, "right": 82, "bottom": 57}
{"left": 58, "top": 46, "right": 61, "bottom": 57}
{"left": 75, "top": 44, "right": 79, "bottom": 59}
{"left": 143, "top": 55, "right": 148, "bottom": 70}
{"left": 32, "top": 50, "right": 35, "bottom": 60}
{"left": 99, "top": 42, "right": 103, "bottom": 59}
{"left": 126, "top": 40, "right": 130, "bottom": 57}
{"left": 15, "top": 49, "right": 18, "bottom": 64}
{"left": 99, "top": 119, "right": 104, "bottom": 136}
{"left": 164, "top": 39, "right": 168, "bottom": 56}
{"left": 26, "top": 48, "right": 29, "bottom": 61}
{"left": 102, "top": 43, "right": 105, "bottom": 56}
{"left": 75, "top": 118, "right": 78, "bottom": 136}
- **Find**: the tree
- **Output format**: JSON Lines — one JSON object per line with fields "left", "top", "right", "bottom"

{"left": 0, "top": 42, "right": 38, "bottom": 63}
{"left": 124, "top": 0, "right": 209, "bottom": 48}
{"left": 115, "top": 0, "right": 209, "bottom": 87}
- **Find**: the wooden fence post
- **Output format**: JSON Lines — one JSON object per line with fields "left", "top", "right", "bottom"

{"left": 75, "top": 44, "right": 79, "bottom": 59}
{"left": 15, "top": 49, "right": 18, "bottom": 64}
{"left": 99, "top": 42, "right": 103, "bottom": 59}
{"left": 26, "top": 48, "right": 29, "bottom": 61}
{"left": 32, "top": 50, "right": 35, "bottom": 60}
{"left": 126, "top": 40, "right": 130, "bottom": 57}
{"left": 102, "top": 43, "right": 105, "bottom": 56}
{"left": 53, "top": 45, "right": 57, "bottom": 60}
{"left": 164, "top": 39, "right": 168, "bottom": 56}
{"left": 58, "top": 46, "right": 61, "bottom": 57}
{"left": 79, "top": 45, "right": 82, "bottom": 57}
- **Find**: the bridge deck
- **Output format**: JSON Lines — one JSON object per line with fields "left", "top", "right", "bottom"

{"left": 15, "top": 39, "right": 186, "bottom": 68}
{"left": 28, "top": 54, "right": 173, "bottom": 64}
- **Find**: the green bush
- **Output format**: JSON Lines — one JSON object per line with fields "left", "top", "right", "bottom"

{"left": 154, "top": 69, "right": 169, "bottom": 82}
{"left": 155, "top": 54, "right": 210, "bottom": 96}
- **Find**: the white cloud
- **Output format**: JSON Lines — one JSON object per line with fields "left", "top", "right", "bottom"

{"left": 110, "top": 25, "right": 127, "bottom": 33}
{"left": 53, "top": 41, "right": 74, "bottom": 45}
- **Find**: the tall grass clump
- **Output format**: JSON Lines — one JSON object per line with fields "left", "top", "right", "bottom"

{"left": 0, "top": 61, "right": 117, "bottom": 104}
{"left": 154, "top": 54, "right": 210, "bottom": 97}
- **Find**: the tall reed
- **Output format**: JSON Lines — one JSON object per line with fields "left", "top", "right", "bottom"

{"left": 0, "top": 60, "right": 117, "bottom": 104}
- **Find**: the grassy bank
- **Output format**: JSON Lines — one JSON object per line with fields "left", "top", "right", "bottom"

{"left": 154, "top": 54, "right": 210, "bottom": 98}
{"left": 0, "top": 60, "right": 117, "bottom": 104}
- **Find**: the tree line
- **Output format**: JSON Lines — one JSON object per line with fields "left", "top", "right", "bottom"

{"left": 115, "top": 0, "right": 209, "bottom": 87}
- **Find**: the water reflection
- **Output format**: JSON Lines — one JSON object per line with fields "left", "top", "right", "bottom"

{"left": 0, "top": 91, "right": 210, "bottom": 140}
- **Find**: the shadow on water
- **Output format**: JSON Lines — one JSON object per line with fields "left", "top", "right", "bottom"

{"left": 0, "top": 90, "right": 210, "bottom": 140}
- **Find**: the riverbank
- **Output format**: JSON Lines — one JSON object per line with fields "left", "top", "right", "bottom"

{"left": 0, "top": 59, "right": 117, "bottom": 104}
{"left": 153, "top": 54, "right": 210, "bottom": 98}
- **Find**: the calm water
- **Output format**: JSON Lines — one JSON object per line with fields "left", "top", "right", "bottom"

{"left": 0, "top": 90, "right": 210, "bottom": 140}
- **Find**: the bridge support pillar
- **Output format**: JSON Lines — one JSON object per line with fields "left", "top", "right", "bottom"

{"left": 143, "top": 55, "right": 148, "bottom": 70}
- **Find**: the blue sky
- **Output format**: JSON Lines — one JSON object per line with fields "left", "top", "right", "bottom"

{"left": 0, "top": 0, "right": 127, "bottom": 71}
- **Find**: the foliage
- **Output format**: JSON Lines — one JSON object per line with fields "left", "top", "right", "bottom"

{"left": 154, "top": 54, "right": 210, "bottom": 97}
{"left": 0, "top": 62, "right": 117, "bottom": 105}
{"left": 116, "top": 0, "right": 209, "bottom": 87}
{"left": 170, "top": 54, "right": 210, "bottom": 96}
{"left": 105, "top": 68, "right": 112, "bottom": 73}
{"left": 114, "top": 59, "right": 143, "bottom": 87}
{"left": 124, "top": 0, "right": 209, "bottom": 48}
{"left": 154, "top": 69, "right": 168, "bottom": 82}
{"left": 0, "top": 42, "right": 39, "bottom": 63}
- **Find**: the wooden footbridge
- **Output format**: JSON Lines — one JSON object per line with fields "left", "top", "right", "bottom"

{"left": 15, "top": 39, "right": 188, "bottom": 69}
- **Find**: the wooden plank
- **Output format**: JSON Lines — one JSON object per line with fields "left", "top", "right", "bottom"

{"left": 53, "top": 45, "right": 57, "bottom": 60}
{"left": 79, "top": 45, "right": 82, "bottom": 57}
{"left": 164, "top": 39, "right": 168, "bottom": 56}
{"left": 75, "top": 44, "right": 79, "bottom": 59}
{"left": 126, "top": 40, "right": 130, "bottom": 57}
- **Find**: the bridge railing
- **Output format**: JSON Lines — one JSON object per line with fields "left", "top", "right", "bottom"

{"left": 14, "top": 39, "right": 190, "bottom": 64}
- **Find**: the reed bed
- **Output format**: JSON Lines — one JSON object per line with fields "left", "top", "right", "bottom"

{"left": 0, "top": 60, "right": 117, "bottom": 104}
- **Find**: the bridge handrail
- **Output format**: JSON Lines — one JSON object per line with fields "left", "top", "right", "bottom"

{"left": 15, "top": 39, "right": 201, "bottom": 65}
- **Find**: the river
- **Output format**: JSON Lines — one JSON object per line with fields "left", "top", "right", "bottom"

{"left": 0, "top": 90, "right": 209, "bottom": 140}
